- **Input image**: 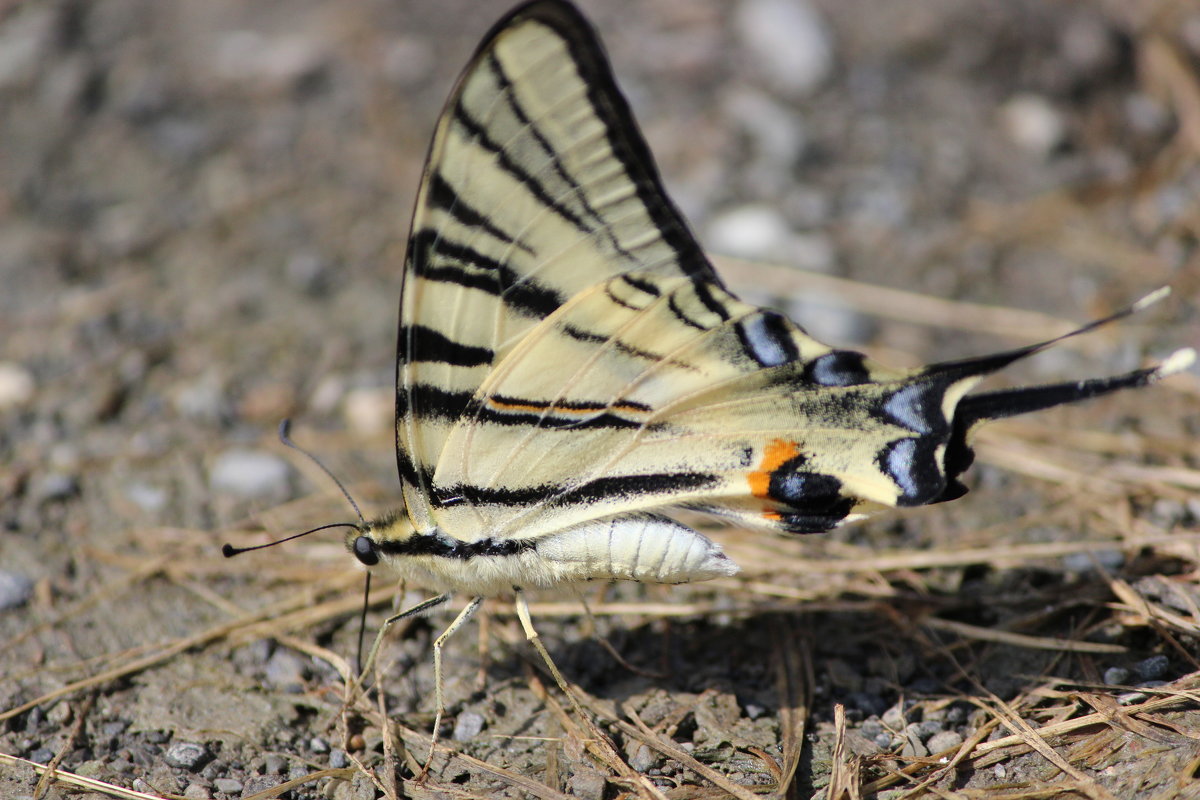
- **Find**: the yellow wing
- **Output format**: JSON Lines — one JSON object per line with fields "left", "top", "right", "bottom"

{"left": 395, "top": 1, "right": 1191, "bottom": 551}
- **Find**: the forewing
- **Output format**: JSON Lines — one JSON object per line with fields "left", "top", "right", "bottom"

{"left": 397, "top": 1, "right": 718, "bottom": 528}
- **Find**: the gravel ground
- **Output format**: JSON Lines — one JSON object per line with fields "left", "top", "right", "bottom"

{"left": 3, "top": 1, "right": 1199, "bottom": 798}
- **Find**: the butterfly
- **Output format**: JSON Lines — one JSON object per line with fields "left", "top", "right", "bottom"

{"left": 227, "top": 0, "right": 1193, "bottom": 774}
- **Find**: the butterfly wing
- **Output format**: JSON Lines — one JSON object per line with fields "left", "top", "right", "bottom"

{"left": 396, "top": 1, "right": 717, "bottom": 530}
{"left": 402, "top": 0, "right": 1192, "bottom": 550}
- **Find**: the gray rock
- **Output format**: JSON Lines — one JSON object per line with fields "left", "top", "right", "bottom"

{"left": 1136, "top": 654, "right": 1170, "bottom": 681}
{"left": 0, "top": 361, "right": 35, "bottom": 410}
{"left": 165, "top": 741, "right": 210, "bottom": 771}
{"left": 926, "top": 730, "right": 964, "bottom": 753}
{"left": 735, "top": 0, "right": 832, "bottom": 97}
{"left": 211, "top": 777, "right": 242, "bottom": 795}
{"left": 1103, "top": 666, "right": 1130, "bottom": 685}
{"left": 209, "top": 449, "right": 289, "bottom": 498}
{"left": 452, "top": 711, "right": 485, "bottom": 742}
{"left": 0, "top": 570, "right": 34, "bottom": 610}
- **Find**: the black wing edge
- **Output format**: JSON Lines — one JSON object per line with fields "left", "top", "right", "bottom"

{"left": 927, "top": 288, "right": 1195, "bottom": 502}
{"left": 474, "top": 0, "right": 720, "bottom": 285}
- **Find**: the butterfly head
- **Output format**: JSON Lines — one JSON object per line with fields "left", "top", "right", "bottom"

{"left": 347, "top": 509, "right": 414, "bottom": 569}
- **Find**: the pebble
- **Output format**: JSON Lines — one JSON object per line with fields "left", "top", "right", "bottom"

{"left": 0, "top": 362, "right": 35, "bottom": 410}
{"left": 212, "top": 31, "right": 328, "bottom": 91}
{"left": 33, "top": 473, "right": 78, "bottom": 503}
{"left": 1000, "top": 94, "right": 1066, "bottom": 157}
{"left": 1061, "top": 549, "right": 1123, "bottom": 573}
{"left": 165, "top": 742, "right": 209, "bottom": 771}
{"left": 309, "top": 736, "right": 329, "bottom": 754}
{"left": 734, "top": 0, "right": 832, "bottom": 97}
{"left": 183, "top": 783, "right": 211, "bottom": 800}
{"left": 242, "top": 776, "right": 279, "bottom": 796}
{"left": 1103, "top": 666, "right": 1130, "bottom": 685}
{"left": 329, "top": 748, "right": 348, "bottom": 769}
{"left": 926, "top": 730, "right": 963, "bottom": 753}
{"left": 881, "top": 702, "right": 908, "bottom": 730}
{"left": 211, "top": 777, "right": 242, "bottom": 796}
{"left": 706, "top": 205, "right": 793, "bottom": 261}
{"left": 630, "top": 743, "right": 655, "bottom": 772}
{"left": 342, "top": 387, "right": 392, "bottom": 435}
{"left": 452, "top": 711, "right": 485, "bottom": 742}
{"left": 1135, "top": 654, "right": 1170, "bottom": 681}
{"left": 209, "top": 449, "right": 290, "bottom": 499}
{"left": 263, "top": 754, "right": 285, "bottom": 774}
{"left": 900, "top": 724, "right": 928, "bottom": 757}
{"left": 125, "top": 482, "right": 168, "bottom": 513}
{"left": 29, "top": 748, "right": 54, "bottom": 764}
{"left": 567, "top": 770, "right": 608, "bottom": 800}
{"left": 0, "top": 570, "right": 34, "bottom": 610}
{"left": 263, "top": 649, "right": 306, "bottom": 692}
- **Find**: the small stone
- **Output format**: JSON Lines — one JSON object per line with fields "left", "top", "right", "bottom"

{"left": 567, "top": 770, "right": 608, "bottom": 800}
{"left": 342, "top": 387, "right": 392, "bottom": 435}
{"left": 165, "top": 742, "right": 210, "bottom": 771}
{"left": 33, "top": 473, "right": 78, "bottom": 503}
{"left": 881, "top": 703, "right": 907, "bottom": 730}
{"left": 241, "top": 776, "right": 279, "bottom": 796}
{"left": 926, "top": 730, "right": 964, "bottom": 753}
{"left": 29, "top": 748, "right": 54, "bottom": 764}
{"left": 1135, "top": 654, "right": 1170, "bottom": 681}
{"left": 46, "top": 703, "right": 72, "bottom": 725}
{"left": 263, "top": 650, "right": 306, "bottom": 692}
{"left": 916, "top": 720, "right": 943, "bottom": 741}
{"left": 1062, "top": 549, "right": 1123, "bottom": 573}
{"left": 735, "top": 0, "right": 832, "bottom": 97}
{"left": 183, "top": 783, "right": 212, "bottom": 800}
{"left": 0, "top": 362, "right": 35, "bottom": 410}
{"left": 1000, "top": 94, "right": 1066, "bottom": 157}
{"left": 0, "top": 571, "right": 34, "bottom": 610}
{"left": 209, "top": 449, "right": 290, "bottom": 499}
{"left": 309, "top": 736, "right": 329, "bottom": 754}
{"left": 630, "top": 744, "right": 655, "bottom": 772}
{"left": 263, "top": 754, "right": 285, "bottom": 774}
{"left": 125, "top": 482, "right": 168, "bottom": 514}
{"left": 1103, "top": 666, "right": 1130, "bottom": 685}
{"left": 452, "top": 711, "right": 485, "bottom": 742}
{"left": 706, "top": 205, "right": 792, "bottom": 261}
{"left": 1118, "top": 691, "right": 1149, "bottom": 705}
{"left": 328, "top": 748, "right": 348, "bottom": 769}
{"left": 900, "top": 724, "right": 928, "bottom": 757}
{"left": 212, "top": 777, "right": 243, "bottom": 795}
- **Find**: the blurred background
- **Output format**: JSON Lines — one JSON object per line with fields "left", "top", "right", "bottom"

{"left": 2, "top": 1, "right": 1199, "bottom": 797}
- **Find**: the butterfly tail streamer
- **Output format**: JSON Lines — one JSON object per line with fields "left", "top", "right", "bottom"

{"left": 927, "top": 289, "right": 1195, "bottom": 502}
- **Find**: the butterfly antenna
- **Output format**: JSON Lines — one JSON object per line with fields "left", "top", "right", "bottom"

{"left": 221, "top": 522, "right": 361, "bottom": 557}
{"left": 277, "top": 418, "right": 366, "bottom": 524}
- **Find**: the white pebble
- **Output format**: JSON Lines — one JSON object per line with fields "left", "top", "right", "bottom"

{"left": 0, "top": 570, "right": 34, "bottom": 610}
{"left": 1001, "top": 94, "right": 1066, "bottom": 156}
{"left": 0, "top": 362, "right": 35, "bottom": 410}
{"left": 210, "top": 449, "right": 290, "bottom": 498}
{"left": 735, "top": 0, "right": 833, "bottom": 97}
{"left": 342, "top": 386, "right": 394, "bottom": 435}
{"left": 452, "top": 711, "right": 485, "bottom": 741}
{"left": 707, "top": 205, "right": 792, "bottom": 261}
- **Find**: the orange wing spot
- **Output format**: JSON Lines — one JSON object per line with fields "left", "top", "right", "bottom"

{"left": 762, "top": 509, "right": 783, "bottom": 521}
{"left": 748, "top": 438, "right": 800, "bottom": 499}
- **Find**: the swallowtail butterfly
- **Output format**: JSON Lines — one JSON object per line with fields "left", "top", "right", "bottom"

{"left": 229, "top": 0, "right": 1194, "bottom": 771}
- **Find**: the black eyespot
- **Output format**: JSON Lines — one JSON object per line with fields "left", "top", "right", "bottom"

{"left": 353, "top": 535, "right": 380, "bottom": 566}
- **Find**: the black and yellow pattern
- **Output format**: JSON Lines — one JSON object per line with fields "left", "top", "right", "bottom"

{"left": 350, "top": 0, "right": 1193, "bottom": 597}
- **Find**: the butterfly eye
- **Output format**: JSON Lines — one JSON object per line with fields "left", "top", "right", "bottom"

{"left": 353, "top": 535, "right": 380, "bottom": 566}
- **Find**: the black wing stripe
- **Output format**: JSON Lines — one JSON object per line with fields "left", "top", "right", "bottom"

{"left": 437, "top": 471, "right": 719, "bottom": 508}
{"left": 452, "top": 97, "right": 593, "bottom": 238}
{"left": 410, "top": 229, "right": 564, "bottom": 317}
{"left": 486, "top": 51, "right": 637, "bottom": 263}
{"left": 426, "top": 171, "right": 534, "bottom": 254}
{"left": 401, "top": 324, "right": 494, "bottom": 367}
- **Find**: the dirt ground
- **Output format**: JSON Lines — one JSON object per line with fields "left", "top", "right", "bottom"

{"left": 3, "top": 1, "right": 1200, "bottom": 798}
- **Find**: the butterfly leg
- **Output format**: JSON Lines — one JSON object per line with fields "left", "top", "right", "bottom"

{"left": 356, "top": 592, "right": 452, "bottom": 688}
{"left": 421, "top": 595, "right": 483, "bottom": 779}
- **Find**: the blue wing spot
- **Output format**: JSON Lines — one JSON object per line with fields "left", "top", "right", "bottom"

{"left": 737, "top": 311, "right": 800, "bottom": 367}
{"left": 805, "top": 351, "right": 870, "bottom": 386}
